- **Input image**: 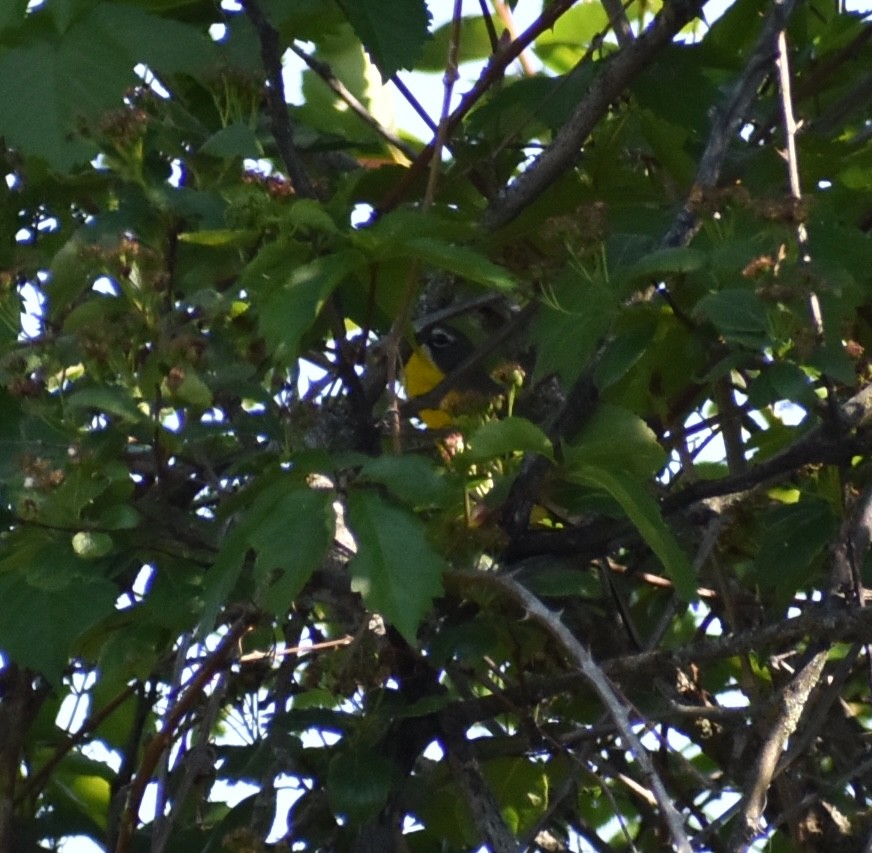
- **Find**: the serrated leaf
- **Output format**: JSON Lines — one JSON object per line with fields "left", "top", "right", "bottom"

{"left": 252, "top": 488, "right": 335, "bottom": 617}
{"left": 346, "top": 490, "right": 445, "bottom": 643}
{"left": 200, "top": 123, "right": 262, "bottom": 159}
{"left": 0, "top": 2, "right": 214, "bottom": 170}
{"left": 340, "top": 0, "right": 431, "bottom": 79}
{"left": 531, "top": 264, "right": 617, "bottom": 385}
{"left": 0, "top": 548, "right": 118, "bottom": 682}
{"left": 617, "top": 246, "right": 706, "bottom": 285}
{"left": 199, "top": 480, "right": 335, "bottom": 631}
{"left": 327, "top": 748, "right": 394, "bottom": 824}
{"left": 396, "top": 238, "right": 517, "bottom": 291}
{"left": 753, "top": 499, "right": 837, "bottom": 596}
{"left": 162, "top": 367, "right": 213, "bottom": 408}
{"left": 464, "top": 417, "right": 554, "bottom": 463}
{"left": 47, "top": 232, "right": 96, "bottom": 321}
{"left": 66, "top": 387, "right": 143, "bottom": 422}
{"left": 287, "top": 199, "right": 343, "bottom": 235}
{"left": 567, "top": 464, "right": 696, "bottom": 601}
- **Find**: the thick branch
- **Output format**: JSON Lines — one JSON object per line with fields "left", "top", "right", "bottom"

{"left": 483, "top": 0, "right": 706, "bottom": 231}
{"left": 440, "top": 711, "right": 518, "bottom": 853}
{"left": 438, "top": 594, "right": 872, "bottom": 732}
{"left": 507, "top": 382, "right": 872, "bottom": 562}
{"left": 727, "top": 650, "right": 827, "bottom": 851}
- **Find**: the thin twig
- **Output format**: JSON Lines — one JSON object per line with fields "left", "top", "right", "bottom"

{"left": 15, "top": 683, "right": 137, "bottom": 805}
{"left": 114, "top": 618, "right": 251, "bottom": 853}
{"left": 287, "top": 43, "right": 418, "bottom": 161}
{"left": 493, "top": 0, "right": 537, "bottom": 74}
{"left": 389, "top": 73, "right": 438, "bottom": 133}
{"left": 493, "top": 575, "right": 693, "bottom": 852}
{"left": 151, "top": 633, "right": 193, "bottom": 852}
{"left": 425, "top": 0, "right": 464, "bottom": 209}
{"left": 378, "top": 0, "right": 580, "bottom": 215}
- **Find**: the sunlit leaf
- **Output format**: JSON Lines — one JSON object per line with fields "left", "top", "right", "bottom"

{"left": 464, "top": 416, "right": 554, "bottom": 463}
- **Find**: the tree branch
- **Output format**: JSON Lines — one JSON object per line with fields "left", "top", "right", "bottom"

{"left": 114, "top": 618, "right": 251, "bottom": 853}
{"left": 507, "top": 381, "right": 872, "bottom": 562}
{"left": 378, "top": 0, "right": 579, "bottom": 215}
{"left": 493, "top": 575, "right": 693, "bottom": 853}
{"left": 243, "top": 0, "right": 315, "bottom": 198}
{"left": 727, "top": 649, "right": 827, "bottom": 851}
{"left": 440, "top": 710, "right": 518, "bottom": 853}
{"left": 287, "top": 43, "right": 418, "bottom": 161}
{"left": 662, "top": 0, "right": 797, "bottom": 248}
{"left": 483, "top": 0, "right": 706, "bottom": 231}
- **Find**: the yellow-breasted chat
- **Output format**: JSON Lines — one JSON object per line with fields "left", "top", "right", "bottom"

{"left": 404, "top": 324, "right": 503, "bottom": 429}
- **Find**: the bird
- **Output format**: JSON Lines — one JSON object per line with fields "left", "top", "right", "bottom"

{"left": 404, "top": 324, "right": 503, "bottom": 428}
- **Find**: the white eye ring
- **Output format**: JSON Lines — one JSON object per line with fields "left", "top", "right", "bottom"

{"left": 428, "top": 327, "right": 456, "bottom": 349}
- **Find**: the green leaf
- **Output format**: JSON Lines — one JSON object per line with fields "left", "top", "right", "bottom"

{"left": 0, "top": 0, "right": 27, "bottom": 33}
{"left": 694, "top": 289, "right": 769, "bottom": 347}
{"left": 534, "top": 2, "right": 609, "bottom": 72}
{"left": 531, "top": 263, "right": 617, "bottom": 386}
{"left": 563, "top": 404, "right": 666, "bottom": 479}
{"left": 358, "top": 456, "right": 458, "bottom": 509}
{"left": 0, "top": 543, "right": 118, "bottom": 682}
{"left": 255, "top": 248, "right": 365, "bottom": 360}
{"left": 566, "top": 465, "right": 696, "bottom": 601}
{"left": 464, "top": 417, "right": 554, "bottom": 463}
{"left": 199, "top": 480, "right": 335, "bottom": 631}
{"left": 287, "top": 199, "right": 343, "bottom": 236}
{"left": 200, "top": 123, "right": 262, "bottom": 159}
{"left": 327, "top": 747, "right": 395, "bottom": 824}
{"left": 395, "top": 238, "right": 517, "bottom": 291}
{"left": 753, "top": 498, "right": 837, "bottom": 596}
{"left": 49, "top": 758, "right": 112, "bottom": 833}
{"left": 47, "top": 232, "right": 96, "bottom": 321}
{"left": 252, "top": 488, "right": 335, "bottom": 617}
{"left": 339, "top": 0, "right": 431, "bottom": 79}
{"left": 0, "top": 2, "right": 214, "bottom": 170}
{"left": 66, "top": 387, "right": 143, "bottom": 422}
{"left": 346, "top": 489, "right": 445, "bottom": 643}
{"left": 419, "top": 15, "right": 494, "bottom": 70}
{"left": 617, "top": 246, "right": 706, "bottom": 285}
{"left": 162, "top": 367, "right": 213, "bottom": 408}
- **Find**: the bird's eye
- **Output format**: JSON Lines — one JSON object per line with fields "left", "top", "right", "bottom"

{"left": 428, "top": 327, "right": 455, "bottom": 349}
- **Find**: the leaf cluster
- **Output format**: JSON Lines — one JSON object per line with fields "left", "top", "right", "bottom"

{"left": 2, "top": 1, "right": 872, "bottom": 851}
